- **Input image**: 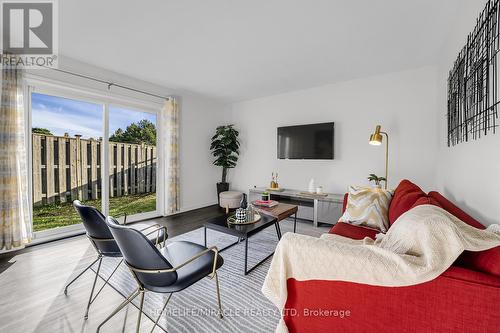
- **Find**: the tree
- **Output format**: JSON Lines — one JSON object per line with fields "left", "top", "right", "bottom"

{"left": 109, "top": 119, "right": 156, "bottom": 145}
{"left": 32, "top": 127, "right": 53, "bottom": 135}
{"left": 210, "top": 124, "right": 240, "bottom": 183}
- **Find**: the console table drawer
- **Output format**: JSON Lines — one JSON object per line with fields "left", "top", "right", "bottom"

{"left": 317, "top": 201, "right": 342, "bottom": 225}
{"left": 296, "top": 205, "right": 314, "bottom": 221}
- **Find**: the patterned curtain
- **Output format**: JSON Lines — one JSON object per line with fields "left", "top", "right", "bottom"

{"left": 164, "top": 98, "right": 180, "bottom": 214}
{"left": 0, "top": 66, "right": 32, "bottom": 251}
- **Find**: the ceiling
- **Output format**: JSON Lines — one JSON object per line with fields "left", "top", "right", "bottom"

{"left": 60, "top": 0, "right": 461, "bottom": 103}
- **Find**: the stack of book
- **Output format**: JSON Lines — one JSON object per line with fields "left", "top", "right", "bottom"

{"left": 253, "top": 200, "right": 279, "bottom": 208}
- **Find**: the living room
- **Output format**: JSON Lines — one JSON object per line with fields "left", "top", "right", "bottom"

{"left": 0, "top": 1, "right": 499, "bottom": 332}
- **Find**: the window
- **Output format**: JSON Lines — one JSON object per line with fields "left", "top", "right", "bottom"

{"left": 31, "top": 93, "right": 103, "bottom": 232}
{"left": 28, "top": 84, "right": 163, "bottom": 237}
{"left": 108, "top": 106, "right": 158, "bottom": 219}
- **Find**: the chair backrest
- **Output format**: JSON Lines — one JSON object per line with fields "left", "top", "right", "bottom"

{"left": 107, "top": 217, "right": 178, "bottom": 288}
{"left": 73, "top": 200, "right": 120, "bottom": 256}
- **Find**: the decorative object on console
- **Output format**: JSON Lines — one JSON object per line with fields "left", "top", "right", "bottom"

{"left": 316, "top": 186, "right": 323, "bottom": 194}
{"left": 270, "top": 172, "right": 279, "bottom": 189}
{"left": 367, "top": 173, "right": 386, "bottom": 188}
{"left": 447, "top": 0, "right": 499, "bottom": 146}
{"left": 261, "top": 191, "right": 270, "bottom": 201}
{"left": 339, "top": 185, "right": 393, "bottom": 232}
{"left": 210, "top": 124, "right": 240, "bottom": 200}
{"left": 308, "top": 178, "right": 316, "bottom": 193}
{"left": 368, "top": 125, "right": 389, "bottom": 189}
{"left": 267, "top": 172, "right": 284, "bottom": 191}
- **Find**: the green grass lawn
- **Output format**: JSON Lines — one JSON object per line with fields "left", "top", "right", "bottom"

{"left": 32, "top": 193, "right": 156, "bottom": 232}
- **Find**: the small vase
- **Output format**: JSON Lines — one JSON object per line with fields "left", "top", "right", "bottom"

{"left": 308, "top": 179, "right": 316, "bottom": 193}
{"left": 235, "top": 208, "right": 247, "bottom": 222}
{"left": 240, "top": 193, "right": 248, "bottom": 209}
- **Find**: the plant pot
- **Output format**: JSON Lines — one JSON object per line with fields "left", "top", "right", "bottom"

{"left": 216, "top": 182, "right": 230, "bottom": 204}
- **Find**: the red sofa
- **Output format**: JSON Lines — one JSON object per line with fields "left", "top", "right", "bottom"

{"left": 283, "top": 180, "right": 500, "bottom": 332}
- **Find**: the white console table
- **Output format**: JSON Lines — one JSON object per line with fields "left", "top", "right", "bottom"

{"left": 249, "top": 187, "right": 344, "bottom": 227}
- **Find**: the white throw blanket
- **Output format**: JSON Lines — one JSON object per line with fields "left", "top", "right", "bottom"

{"left": 262, "top": 205, "right": 500, "bottom": 333}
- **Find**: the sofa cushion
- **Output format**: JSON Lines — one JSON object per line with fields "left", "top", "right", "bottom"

{"left": 428, "top": 191, "right": 483, "bottom": 229}
{"left": 410, "top": 196, "right": 442, "bottom": 209}
{"left": 388, "top": 180, "right": 427, "bottom": 225}
{"left": 328, "top": 221, "right": 379, "bottom": 240}
{"left": 339, "top": 186, "right": 393, "bottom": 232}
{"left": 428, "top": 191, "right": 500, "bottom": 277}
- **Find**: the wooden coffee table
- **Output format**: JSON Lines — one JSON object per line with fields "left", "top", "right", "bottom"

{"left": 254, "top": 203, "right": 299, "bottom": 234}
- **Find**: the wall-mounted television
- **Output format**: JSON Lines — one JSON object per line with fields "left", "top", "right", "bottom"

{"left": 277, "top": 122, "right": 334, "bottom": 159}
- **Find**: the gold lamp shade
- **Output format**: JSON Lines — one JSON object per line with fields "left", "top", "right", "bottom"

{"left": 369, "top": 125, "right": 383, "bottom": 145}
{"left": 368, "top": 125, "right": 389, "bottom": 189}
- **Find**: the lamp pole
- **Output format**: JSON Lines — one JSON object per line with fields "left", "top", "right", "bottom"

{"left": 381, "top": 132, "right": 388, "bottom": 189}
{"left": 369, "top": 125, "right": 389, "bottom": 190}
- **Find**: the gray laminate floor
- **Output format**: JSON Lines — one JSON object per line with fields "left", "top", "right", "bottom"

{"left": 0, "top": 206, "right": 328, "bottom": 333}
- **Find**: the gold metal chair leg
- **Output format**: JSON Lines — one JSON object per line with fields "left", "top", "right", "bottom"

{"left": 64, "top": 256, "right": 100, "bottom": 295}
{"left": 150, "top": 293, "right": 172, "bottom": 333}
{"left": 84, "top": 257, "right": 102, "bottom": 319}
{"left": 215, "top": 272, "right": 223, "bottom": 319}
{"left": 136, "top": 290, "right": 145, "bottom": 333}
{"left": 96, "top": 288, "right": 140, "bottom": 333}
{"left": 90, "top": 258, "right": 124, "bottom": 304}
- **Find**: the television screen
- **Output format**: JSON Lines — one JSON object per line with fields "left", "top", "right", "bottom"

{"left": 277, "top": 122, "right": 334, "bottom": 159}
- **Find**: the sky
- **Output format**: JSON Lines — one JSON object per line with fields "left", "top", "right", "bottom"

{"left": 31, "top": 92, "right": 157, "bottom": 139}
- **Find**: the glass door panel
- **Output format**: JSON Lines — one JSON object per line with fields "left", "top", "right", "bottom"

{"left": 31, "top": 92, "right": 103, "bottom": 232}
{"left": 108, "top": 106, "right": 158, "bottom": 220}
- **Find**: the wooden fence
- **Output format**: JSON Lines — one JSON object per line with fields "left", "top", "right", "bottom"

{"left": 32, "top": 133, "right": 157, "bottom": 206}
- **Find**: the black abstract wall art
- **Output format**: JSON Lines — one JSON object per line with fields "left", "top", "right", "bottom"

{"left": 447, "top": 0, "right": 500, "bottom": 146}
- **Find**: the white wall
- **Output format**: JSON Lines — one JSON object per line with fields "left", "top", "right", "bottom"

{"left": 226, "top": 66, "right": 439, "bottom": 195}
{"left": 435, "top": 0, "right": 500, "bottom": 225}
{"left": 28, "top": 56, "right": 224, "bottom": 213}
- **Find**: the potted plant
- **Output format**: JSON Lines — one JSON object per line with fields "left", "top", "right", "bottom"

{"left": 367, "top": 173, "right": 386, "bottom": 188}
{"left": 210, "top": 124, "right": 240, "bottom": 199}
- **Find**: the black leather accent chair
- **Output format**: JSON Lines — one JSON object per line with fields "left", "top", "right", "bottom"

{"left": 65, "top": 200, "right": 167, "bottom": 319}
{"left": 97, "top": 217, "right": 224, "bottom": 333}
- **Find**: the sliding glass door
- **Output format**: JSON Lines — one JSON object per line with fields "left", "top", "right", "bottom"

{"left": 108, "top": 106, "right": 158, "bottom": 221}
{"left": 29, "top": 88, "right": 162, "bottom": 236}
{"left": 31, "top": 92, "right": 104, "bottom": 232}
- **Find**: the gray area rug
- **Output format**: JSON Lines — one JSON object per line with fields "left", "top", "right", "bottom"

{"left": 95, "top": 220, "right": 327, "bottom": 333}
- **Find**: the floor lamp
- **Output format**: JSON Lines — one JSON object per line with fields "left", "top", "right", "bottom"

{"left": 369, "top": 125, "right": 389, "bottom": 189}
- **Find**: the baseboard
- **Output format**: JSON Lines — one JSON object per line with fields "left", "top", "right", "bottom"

{"left": 168, "top": 201, "right": 219, "bottom": 216}
{"left": 15, "top": 202, "right": 219, "bottom": 251}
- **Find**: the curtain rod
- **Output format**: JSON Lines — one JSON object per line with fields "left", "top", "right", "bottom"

{"left": 43, "top": 66, "right": 170, "bottom": 101}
